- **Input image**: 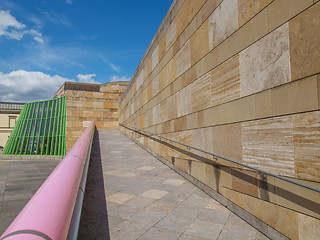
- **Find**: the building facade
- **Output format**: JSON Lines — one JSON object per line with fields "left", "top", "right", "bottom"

{"left": 0, "top": 102, "right": 24, "bottom": 151}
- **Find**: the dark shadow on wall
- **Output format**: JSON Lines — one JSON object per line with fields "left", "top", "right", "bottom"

{"left": 78, "top": 130, "right": 110, "bottom": 240}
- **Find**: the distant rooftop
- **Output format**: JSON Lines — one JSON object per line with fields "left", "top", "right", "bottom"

{"left": 0, "top": 101, "right": 25, "bottom": 111}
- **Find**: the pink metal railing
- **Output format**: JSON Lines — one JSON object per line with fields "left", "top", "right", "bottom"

{"left": 0, "top": 121, "right": 95, "bottom": 240}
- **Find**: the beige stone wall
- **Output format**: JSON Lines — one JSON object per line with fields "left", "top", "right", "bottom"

{"left": 0, "top": 112, "right": 19, "bottom": 148}
{"left": 119, "top": 0, "right": 320, "bottom": 239}
{"left": 58, "top": 81, "right": 128, "bottom": 151}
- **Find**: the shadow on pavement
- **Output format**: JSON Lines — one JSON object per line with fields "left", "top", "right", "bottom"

{"left": 78, "top": 130, "right": 110, "bottom": 239}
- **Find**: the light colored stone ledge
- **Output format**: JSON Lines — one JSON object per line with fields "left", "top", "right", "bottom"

{"left": 126, "top": 75, "right": 319, "bottom": 134}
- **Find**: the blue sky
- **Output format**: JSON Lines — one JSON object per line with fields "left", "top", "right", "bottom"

{"left": 0, "top": 0, "right": 172, "bottom": 102}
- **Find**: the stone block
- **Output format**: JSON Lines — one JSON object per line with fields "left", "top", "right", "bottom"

{"left": 192, "top": 127, "right": 213, "bottom": 153}
{"left": 201, "top": 0, "right": 219, "bottom": 22}
{"left": 232, "top": 169, "right": 259, "bottom": 198}
{"left": 212, "top": 123, "right": 242, "bottom": 163}
{"left": 177, "top": 85, "right": 191, "bottom": 117}
{"left": 318, "top": 75, "right": 320, "bottom": 107}
{"left": 167, "top": 94, "right": 177, "bottom": 120}
{"left": 166, "top": 20, "right": 176, "bottom": 51}
{"left": 209, "top": 0, "right": 239, "bottom": 50}
{"left": 238, "top": 0, "right": 272, "bottom": 26}
{"left": 178, "top": 130, "right": 192, "bottom": 146}
{"left": 298, "top": 213, "right": 320, "bottom": 240}
{"left": 271, "top": 75, "right": 318, "bottom": 116}
{"left": 174, "top": 158, "right": 189, "bottom": 173}
{"left": 174, "top": 117, "right": 187, "bottom": 132}
{"left": 175, "top": 0, "right": 206, "bottom": 37}
{"left": 251, "top": 7, "right": 269, "bottom": 43}
{"left": 190, "top": 19, "right": 209, "bottom": 65}
{"left": 159, "top": 34, "right": 167, "bottom": 61}
{"left": 240, "top": 23, "right": 291, "bottom": 97}
{"left": 219, "top": 166, "right": 232, "bottom": 192}
{"left": 273, "top": 176, "right": 320, "bottom": 219}
{"left": 176, "top": 40, "right": 191, "bottom": 77}
{"left": 152, "top": 45, "right": 159, "bottom": 71}
{"left": 191, "top": 72, "right": 211, "bottom": 113}
{"left": 146, "top": 58, "right": 152, "bottom": 79}
{"left": 242, "top": 115, "right": 295, "bottom": 177}
{"left": 160, "top": 100, "right": 169, "bottom": 124}
{"left": 242, "top": 191, "right": 299, "bottom": 240}
{"left": 211, "top": 54, "right": 240, "bottom": 106}
{"left": 139, "top": 115, "right": 144, "bottom": 129}
{"left": 190, "top": 161, "right": 207, "bottom": 184}
{"left": 186, "top": 113, "right": 198, "bottom": 130}
{"left": 226, "top": 17, "right": 253, "bottom": 55}
{"left": 222, "top": 186, "right": 245, "bottom": 209}
{"left": 289, "top": 2, "right": 320, "bottom": 81}
{"left": 166, "top": 56, "right": 177, "bottom": 85}
{"left": 293, "top": 111, "right": 320, "bottom": 182}
{"left": 181, "top": 65, "right": 197, "bottom": 89}
{"left": 255, "top": 89, "right": 272, "bottom": 119}
{"left": 267, "top": 0, "right": 312, "bottom": 33}
{"left": 93, "top": 101, "right": 103, "bottom": 108}
{"left": 147, "top": 82, "right": 153, "bottom": 101}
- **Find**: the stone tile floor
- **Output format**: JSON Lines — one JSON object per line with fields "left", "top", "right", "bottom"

{"left": 0, "top": 157, "right": 61, "bottom": 234}
{"left": 79, "top": 131, "right": 269, "bottom": 240}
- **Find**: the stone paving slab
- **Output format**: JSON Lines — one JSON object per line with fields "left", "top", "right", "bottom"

{"left": 0, "top": 157, "right": 61, "bottom": 235}
{"left": 79, "top": 131, "right": 270, "bottom": 240}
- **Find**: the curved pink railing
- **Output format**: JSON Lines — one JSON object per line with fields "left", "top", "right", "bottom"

{"left": 0, "top": 121, "right": 95, "bottom": 240}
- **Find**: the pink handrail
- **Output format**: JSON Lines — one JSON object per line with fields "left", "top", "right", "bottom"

{"left": 0, "top": 121, "right": 95, "bottom": 240}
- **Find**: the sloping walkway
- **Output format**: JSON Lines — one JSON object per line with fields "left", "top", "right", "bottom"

{"left": 79, "top": 131, "right": 269, "bottom": 240}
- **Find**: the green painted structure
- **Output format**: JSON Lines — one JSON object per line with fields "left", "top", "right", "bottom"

{"left": 3, "top": 96, "right": 67, "bottom": 156}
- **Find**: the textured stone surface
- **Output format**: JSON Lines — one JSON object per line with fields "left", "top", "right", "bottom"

{"left": 191, "top": 19, "right": 209, "bottom": 65}
{"left": 191, "top": 72, "right": 211, "bottom": 112}
{"left": 177, "top": 86, "right": 192, "bottom": 118}
{"left": 242, "top": 116, "right": 295, "bottom": 177}
{"left": 176, "top": 40, "right": 191, "bottom": 77}
{"left": 209, "top": 0, "right": 238, "bottom": 50}
{"left": 240, "top": 23, "right": 291, "bottom": 97}
{"left": 298, "top": 213, "right": 320, "bottom": 240}
{"left": 289, "top": 2, "right": 320, "bottom": 81}
{"left": 211, "top": 54, "right": 240, "bottom": 106}
{"left": 293, "top": 111, "right": 320, "bottom": 182}
{"left": 238, "top": 0, "right": 272, "bottom": 26}
{"left": 166, "top": 20, "right": 176, "bottom": 51}
{"left": 212, "top": 122, "right": 242, "bottom": 162}
{"left": 152, "top": 45, "right": 159, "bottom": 71}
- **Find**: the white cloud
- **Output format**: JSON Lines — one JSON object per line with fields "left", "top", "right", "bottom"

{"left": 0, "top": 10, "right": 43, "bottom": 43}
{"left": 0, "top": 9, "right": 25, "bottom": 39}
{"left": 110, "top": 75, "right": 131, "bottom": 82}
{"left": 100, "top": 55, "right": 121, "bottom": 72}
{"left": 65, "top": 0, "right": 73, "bottom": 4}
{"left": 77, "top": 73, "right": 101, "bottom": 84}
{"left": 0, "top": 70, "right": 74, "bottom": 102}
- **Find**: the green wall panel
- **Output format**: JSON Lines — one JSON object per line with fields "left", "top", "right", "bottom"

{"left": 3, "top": 96, "right": 67, "bottom": 156}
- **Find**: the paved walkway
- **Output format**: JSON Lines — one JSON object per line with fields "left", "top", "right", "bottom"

{"left": 79, "top": 131, "right": 269, "bottom": 240}
{"left": 0, "top": 156, "right": 61, "bottom": 234}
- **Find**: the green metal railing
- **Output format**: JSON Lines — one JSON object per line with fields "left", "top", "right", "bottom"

{"left": 3, "top": 96, "right": 67, "bottom": 156}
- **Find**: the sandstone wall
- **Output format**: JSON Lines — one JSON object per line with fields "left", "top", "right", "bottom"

{"left": 119, "top": 0, "right": 320, "bottom": 239}
{"left": 57, "top": 81, "right": 128, "bottom": 150}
